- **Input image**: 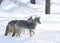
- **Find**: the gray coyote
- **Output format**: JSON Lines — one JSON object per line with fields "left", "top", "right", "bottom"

{"left": 4, "top": 16, "right": 41, "bottom": 37}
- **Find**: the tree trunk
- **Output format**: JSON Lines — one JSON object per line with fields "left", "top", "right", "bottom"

{"left": 45, "top": 0, "right": 50, "bottom": 14}
{"left": 31, "top": 0, "right": 36, "bottom": 4}
{"left": 0, "top": 0, "right": 2, "bottom": 5}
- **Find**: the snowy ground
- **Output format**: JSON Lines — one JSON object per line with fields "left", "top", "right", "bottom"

{"left": 0, "top": 0, "right": 60, "bottom": 43}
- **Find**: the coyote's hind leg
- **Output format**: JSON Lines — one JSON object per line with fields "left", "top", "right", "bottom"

{"left": 16, "top": 29, "right": 22, "bottom": 37}
{"left": 12, "top": 30, "right": 16, "bottom": 37}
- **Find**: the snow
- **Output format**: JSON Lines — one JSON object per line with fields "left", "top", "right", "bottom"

{"left": 0, "top": 0, "right": 60, "bottom": 43}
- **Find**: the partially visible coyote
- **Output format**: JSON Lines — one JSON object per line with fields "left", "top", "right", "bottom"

{"left": 4, "top": 16, "right": 41, "bottom": 37}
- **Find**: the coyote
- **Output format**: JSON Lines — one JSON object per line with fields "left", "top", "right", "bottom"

{"left": 5, "top": 16, "right": 41, "bottom": 37}
{"left": 4, "top": 17, "right": 32, "bottom": 36}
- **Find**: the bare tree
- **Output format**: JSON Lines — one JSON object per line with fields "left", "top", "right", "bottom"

{"left": 31, "top": 0, "right": 36, "bottom": 4}
{"left": 0, "top": 0, "right": 2, "bottom": 5}
{"left": 45, "top": 0, "right": 50, "bottom": 14}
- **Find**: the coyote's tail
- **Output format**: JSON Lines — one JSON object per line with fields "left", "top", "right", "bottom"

{"left": 4, "top": 25, "right": 9, "bottom": 36}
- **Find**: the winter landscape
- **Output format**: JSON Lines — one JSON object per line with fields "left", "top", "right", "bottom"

{"left": 0, "top": 0, "right": 60, "bottom": 43}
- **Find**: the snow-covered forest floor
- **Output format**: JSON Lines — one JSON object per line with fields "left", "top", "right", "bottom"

{"left": 0, "top": 0, "right": 60, "bottom": 43}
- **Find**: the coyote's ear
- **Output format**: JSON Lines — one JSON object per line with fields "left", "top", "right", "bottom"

{"left": 28, "top": 16, "right": 32, "bottom": 21}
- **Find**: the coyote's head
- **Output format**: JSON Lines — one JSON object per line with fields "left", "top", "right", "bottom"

{"left": 35, "top": 17, "right": 41, "bottom": 24}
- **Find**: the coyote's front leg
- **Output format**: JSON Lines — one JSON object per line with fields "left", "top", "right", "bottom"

{"left": 29, "top": 29, "right": 35, "bottom": 37}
